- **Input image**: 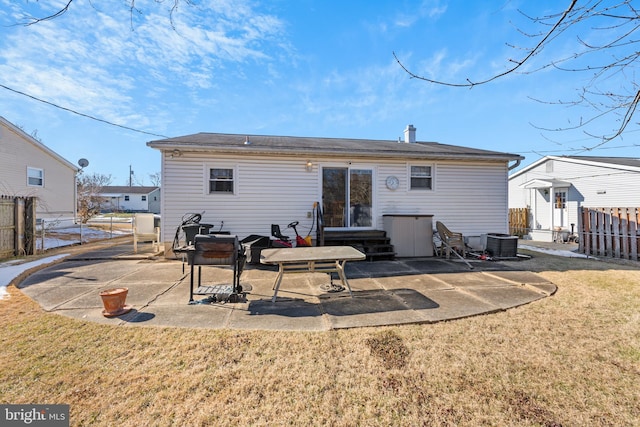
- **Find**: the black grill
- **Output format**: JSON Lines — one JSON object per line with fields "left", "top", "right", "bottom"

{"left": 188, "top": 234, "right": 245, "bottom": 303}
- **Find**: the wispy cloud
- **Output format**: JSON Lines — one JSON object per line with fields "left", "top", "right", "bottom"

{"left": 293, "top": 55, "right": 441, "bottom": 133}
{"left": 393, "top": 0, "right": 448, "bottom": 28}
{"left": 0, "top": 0, "right": 289, "bottom": 127}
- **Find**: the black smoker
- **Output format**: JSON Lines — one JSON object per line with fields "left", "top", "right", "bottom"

{"left": 188, "top": 234, "right": 246, "bottom": 304}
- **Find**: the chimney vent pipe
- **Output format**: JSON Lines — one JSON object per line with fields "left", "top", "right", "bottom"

{"left": 404, "top": 124, "right": 416, "bottom": 143}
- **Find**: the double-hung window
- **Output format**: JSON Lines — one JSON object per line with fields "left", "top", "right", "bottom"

{"left": 409, "top": 165, "right": 433, "bottom": 190}
{"left": 27, "top": 167, "right": 44, "bottom": 187}
{"left": 209, "top": 168, "right": 234, "bottom": 193}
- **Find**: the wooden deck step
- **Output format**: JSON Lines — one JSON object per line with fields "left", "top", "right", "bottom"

{"left": 322, "top": 230, "right": 395, "bottom": 261}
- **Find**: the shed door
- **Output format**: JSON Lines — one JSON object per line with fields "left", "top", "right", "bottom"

{"left": 322, "top": 167, "right": 372, "bottom": 228}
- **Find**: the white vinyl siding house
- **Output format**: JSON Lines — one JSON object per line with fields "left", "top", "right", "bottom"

{"left": 0, "top": 116, "right": 78, "bottom": 225}
{"left": 149, "top": 127, "right": 522, "bottom": 254}
{"left": 509, "top": 156, "right": 640, "bottom": 241}
{"left": 99, "top": 186, "right": 161, "bottom": 213}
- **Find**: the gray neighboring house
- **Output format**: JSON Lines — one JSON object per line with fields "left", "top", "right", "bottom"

{"left": 148, "top": 125, "right": 523, "bottom": 254}
{"left": 0, "top": 116, "right": 78, "bottom": 226}
{"left": 99, "top": 186, "right": 161, "bottom": 213}
{"left": 509, "top": 155, "right": 640, "bottom": 241}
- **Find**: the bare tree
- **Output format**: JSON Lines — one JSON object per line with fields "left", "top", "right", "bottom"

{"left": 77, "top": 172, "right": 112, "bottom": 223}
{"left": 149, "top": 172, "right": 161, "bottom": 187}
{"left": 394, "top": 0, "right": 640, "bottom": 149}
{"left": 13, "top": 123, "right": 42, "bottom": 142}
{"left": 20, "top": 0, "right": 195, "bottom": 29}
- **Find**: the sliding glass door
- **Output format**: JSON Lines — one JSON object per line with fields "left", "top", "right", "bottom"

{"left": 322, "top": 167, "right": 372, "bottom": 228}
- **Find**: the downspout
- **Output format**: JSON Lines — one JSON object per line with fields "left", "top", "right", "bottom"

{"left": 508, "top": 159, "right": 521, "bottom": 171}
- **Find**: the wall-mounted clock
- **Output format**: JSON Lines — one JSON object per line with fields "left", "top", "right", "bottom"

{"left": 385, "top": 175, "right": 399, "bottom": 190}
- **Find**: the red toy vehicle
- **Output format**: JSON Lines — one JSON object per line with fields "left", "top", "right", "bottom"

{"left": 271, "top": 221, "right": 311, "bottom": 247}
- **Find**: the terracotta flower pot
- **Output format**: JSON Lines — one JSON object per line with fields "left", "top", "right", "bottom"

{"left": 99, "top": 287, "right": 132, "bottom": 317}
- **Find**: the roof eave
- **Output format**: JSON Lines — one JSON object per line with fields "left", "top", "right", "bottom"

{"left": 147, "top": 142, "right": 523, "bottom": 162}
{"left": 520, "top": 178, "right": 572, "bottom": 189}
{"left": 551, "top": 155, "right": 640, "bottom": 172}
{"left": 1, "top": 116, "right": 79, "bottom": 172}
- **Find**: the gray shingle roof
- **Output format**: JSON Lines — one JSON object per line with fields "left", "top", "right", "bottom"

{"left": 510, "top": 155, "right": 640, "bottom": 179}
{"left": 564, "top": 156, "right": 640, "bottom": 168}
{"left": 100, "top": 186, "right": 159, "bottom": 195}
{"left": 147, "top": 132, "right": 523, "bottom": 162}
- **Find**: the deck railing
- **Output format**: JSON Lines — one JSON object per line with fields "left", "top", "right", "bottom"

{"left": 316, "top": 201, "right": 324, "bottom": 246}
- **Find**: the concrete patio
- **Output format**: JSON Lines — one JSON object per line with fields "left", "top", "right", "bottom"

{"left": 14, "top": 240, "right": 557, "bottom": 331}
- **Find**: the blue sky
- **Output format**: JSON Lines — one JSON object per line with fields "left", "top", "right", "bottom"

{"left": 1, "top": 0, "right": 638, "bottom": 185}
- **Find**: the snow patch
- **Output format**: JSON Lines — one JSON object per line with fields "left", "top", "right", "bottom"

{"left": 519, "top": 245, "right": 593, "bottom": 259}
{"left": 0, "top": 254, "right": 69, "bottom": 299}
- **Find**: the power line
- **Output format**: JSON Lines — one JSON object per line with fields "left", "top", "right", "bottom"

{"left": 520, "top": 169, "right": 635, "bottom": 181}
{"left": 0, "top": 83, "right": 170, "bottom": 139}
{"left": 516, "top": 143, "right": 640, "bottom": 156}
{"left": 3, "top": 81, "right": 637, "bottom": 155}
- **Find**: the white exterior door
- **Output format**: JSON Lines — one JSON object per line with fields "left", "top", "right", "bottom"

{"left": 553, "top": 189, "right": 568, "bottom": 228}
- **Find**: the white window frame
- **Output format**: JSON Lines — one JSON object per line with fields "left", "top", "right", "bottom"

{"left": 141, "top": 195, "right": 147, "bottom": 201}
{"left": 206, "top": 165, "right": 238, "bottom": 195}
{"left": 320, "top": 162, "right": 376, "bottom": 230}
{"left": 408, "top": 164, "right": 434, "bottom": 191}
{"left": 27, "top": 167, "right": 44, "bottom": 187}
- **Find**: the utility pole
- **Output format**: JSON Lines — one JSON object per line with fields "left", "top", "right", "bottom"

{"left": 129, "top": 165, "right": 134, "bottom": 187}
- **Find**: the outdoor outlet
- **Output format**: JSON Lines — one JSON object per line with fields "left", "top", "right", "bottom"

{"left": 306, "top": 211, "right": 312, "bottom": 218}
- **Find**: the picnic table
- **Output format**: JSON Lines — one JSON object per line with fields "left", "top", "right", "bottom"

{"left": 260, "top": 246, "right": 366, "bottom": 302}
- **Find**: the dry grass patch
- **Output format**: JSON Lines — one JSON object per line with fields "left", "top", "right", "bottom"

{"left": 1, "top": 251, "right": 639, "bottom": 426}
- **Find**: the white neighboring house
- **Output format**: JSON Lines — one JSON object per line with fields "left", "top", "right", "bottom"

{"left": 98, "top": 186, "right": 161, "bottom": 213}
{"left": 0, "top": 116, "right": 78, "bottom": 226}
{"left": 509, "top": 156, "right": 640, "bottom": 242}
{"left": 148, "top": 126, "right": 523, "bottom": 254}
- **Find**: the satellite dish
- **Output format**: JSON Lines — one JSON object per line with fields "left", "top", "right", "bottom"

{"left": 78, "top": 158, "right": 89, "bottom": 168}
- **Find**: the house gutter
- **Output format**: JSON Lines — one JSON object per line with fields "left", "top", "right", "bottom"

{"left": 148, "top": 143, "right": 523, "bottom": 163}
{"left": 508, "top": 159, "right": 521, "bottom": 170}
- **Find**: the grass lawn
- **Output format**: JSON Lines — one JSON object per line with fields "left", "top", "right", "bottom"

{"left": 1, "top": 250, "right": 639, "bottom": 426}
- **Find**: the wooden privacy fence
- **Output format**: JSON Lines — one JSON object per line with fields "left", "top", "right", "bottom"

{"left": 578, "top": 207, "right": 640, "bottom": 260}
{"left": 0, "top": 196, "right": 36, "bottom": 259}
{"left": 509, "top": 208, "right": 530, "bottom": 237}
